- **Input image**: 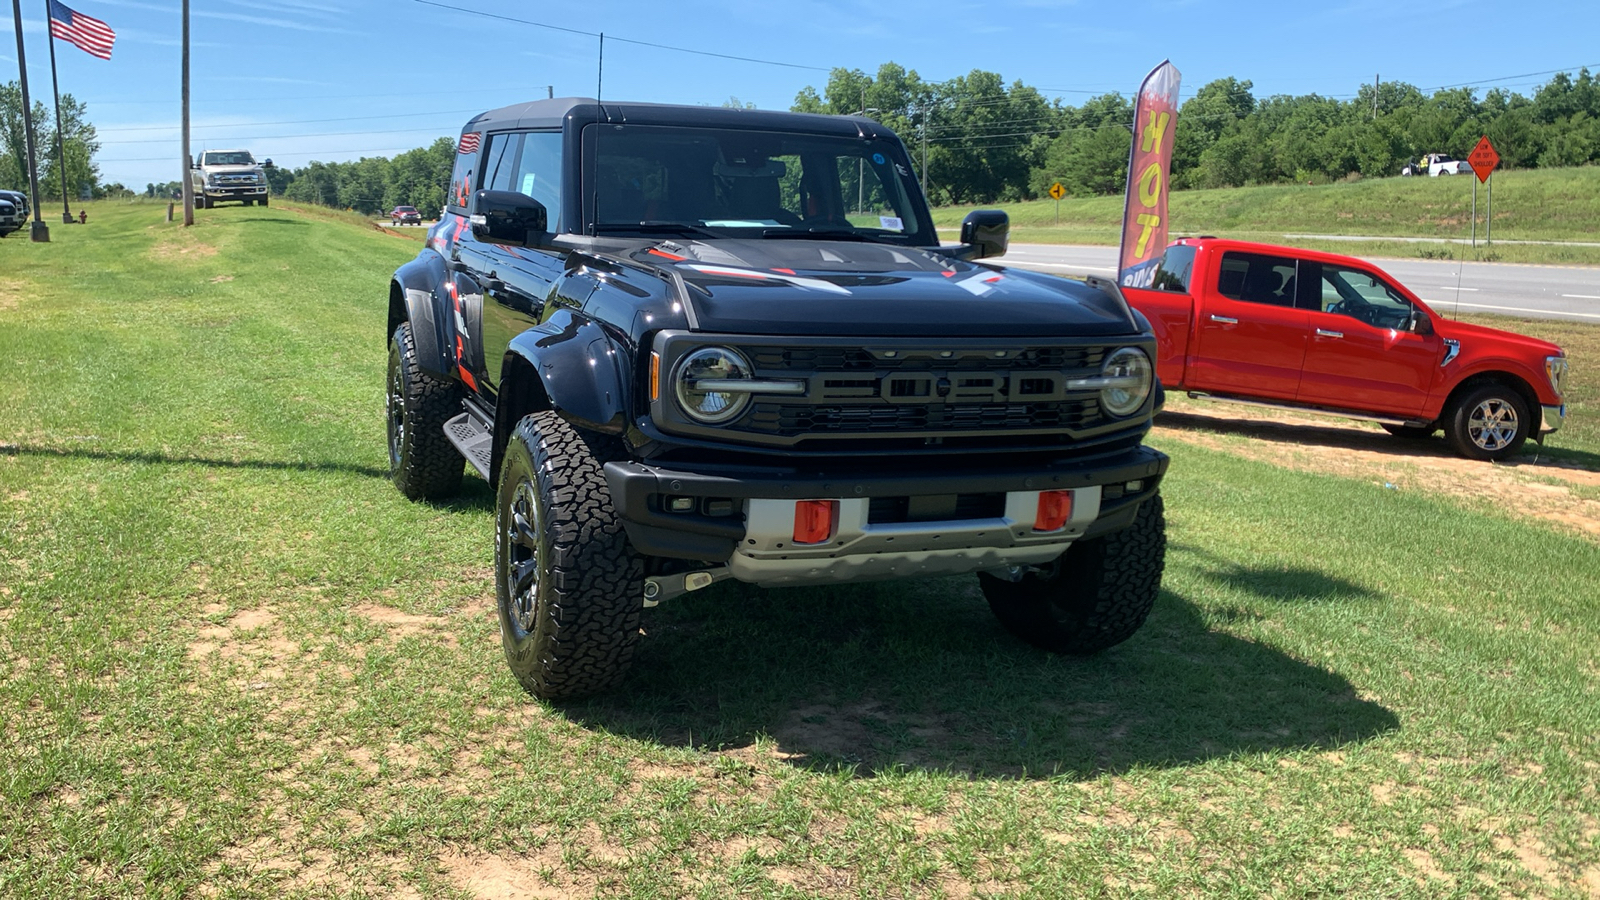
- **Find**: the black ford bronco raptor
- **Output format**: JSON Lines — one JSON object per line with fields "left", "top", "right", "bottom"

{"left": 386, "top": 98, "right": 1170, "bottom": 700}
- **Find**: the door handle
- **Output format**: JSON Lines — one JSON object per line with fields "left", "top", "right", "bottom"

{"left": 1316, "top": 328, "right": 1344, "bottom": 338}
{"left": 1209, "top": 315, "right": 1238, "bottom": 325}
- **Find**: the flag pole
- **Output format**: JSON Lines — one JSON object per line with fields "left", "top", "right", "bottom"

{"left": 10, "top": 0, "right": 48, "bottom": 240}
{"left": 44, "top": 0, "right": 72, "bottom": 222}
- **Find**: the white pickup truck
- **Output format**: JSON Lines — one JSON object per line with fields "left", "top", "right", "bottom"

{"left": 1400, "top": 153, "right": 1472, "bottom": 177}
{"left": 190, "top": 149, "right": 272, "bottom": 208}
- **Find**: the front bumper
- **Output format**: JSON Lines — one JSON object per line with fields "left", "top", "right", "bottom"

{"left": 1542, "top": 403, "right": 1565, "bottom": 435}
{"left": 204, "top": 185, "right": 268, "bottom": 198}
{"left": 603, "top": 446, "right": 1168, "bottom": 586}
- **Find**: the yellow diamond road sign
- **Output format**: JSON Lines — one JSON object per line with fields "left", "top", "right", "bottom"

{"left": 1049, "top": 182, "right": 1065, "bottom": 200}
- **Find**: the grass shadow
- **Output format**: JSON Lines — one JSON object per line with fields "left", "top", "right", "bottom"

{"left": 228, "top": 217, "right": 308, "bottom": 226}
{"left": 1158, "top": 409, "right": 1600, "bottom": 471}
{"left": 564, "top": 573, "right": 1397, "bottom": 780}
{"left": 2, "top": 442, "right": 389, "bottom": 480}
{"left": 1174, "top": 542, "right": 1380, "bottom": 603}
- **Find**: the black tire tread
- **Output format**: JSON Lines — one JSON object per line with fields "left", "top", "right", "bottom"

{"left": 389, "top": 322, "right": 464, "bottom": 500}
{"left": 498, "top": 412, "right": 643, "bottom": 701}
{"left": 980, "top": 493, "right": 1166, "bottom": 654}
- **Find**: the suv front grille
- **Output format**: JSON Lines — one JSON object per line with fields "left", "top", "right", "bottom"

{"left": 747, "top": 400, "right": 1100, "bottom": 435}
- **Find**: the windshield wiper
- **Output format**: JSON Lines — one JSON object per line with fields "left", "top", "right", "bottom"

{"left": 592, "top": 221, "right": 721, "bottom": 239}
{"left": 760, "top": 227, "right": 882, "bottom": 243}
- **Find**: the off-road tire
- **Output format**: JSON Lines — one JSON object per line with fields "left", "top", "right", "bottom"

{"left": 1445, "top": 383, "right": 1529, "bottom": 461}
{"left": 386, "top": 322, "right": 464, "bottom": 500}
{"left": 979, "top": 493, "right": 1166, "bottom": 654}
{"left": 1381, "top": 423, "right": 1436, "bottom": 440}
{"left": 495, "top": 411, "right": 644, "bottom": 701}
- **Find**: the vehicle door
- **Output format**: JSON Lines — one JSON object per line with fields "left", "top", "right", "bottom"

{"left": 458, "top": 131, "right": 569, "bottom": 399}
{"left": 1295, "top": 262, "right": 1441, "bottom": 416}
{"left": 1188, "top": 250, "right": 1309, "bottom": 400}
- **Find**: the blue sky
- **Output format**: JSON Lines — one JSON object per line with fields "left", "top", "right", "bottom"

{"left": 4, "top": 0, "right": 1599, "bottom": 189}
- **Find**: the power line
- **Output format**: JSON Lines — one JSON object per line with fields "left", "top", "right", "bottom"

{"left": 98, "top": 108, "right": 483, "bottom": 135}
{"left": 411, "top": 0, "right": 830, "bottom": 72}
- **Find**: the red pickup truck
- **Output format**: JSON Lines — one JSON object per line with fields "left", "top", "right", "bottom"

{"left": 1123, "top": 238, "right": 1568, "bottom": 460}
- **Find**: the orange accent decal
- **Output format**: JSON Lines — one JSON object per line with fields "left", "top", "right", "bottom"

{"left": 648, "top": 248, "right": 686, "bottom": 261}
{"left": 457, "top": 365, "right": 478, "bottom": 391}
{"left": 773, "top": 267, "right": 796, "bottom": 275}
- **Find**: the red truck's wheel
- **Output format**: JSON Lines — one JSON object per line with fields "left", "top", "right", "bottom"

{"left": 979, "top": 493, "right": 1166, "bottom": 655}
{"left": 1445, "top": 385, "right": 1529, "bottom": 461}
{"left": 495, "top": 412, "right": 644, "bottom": 701}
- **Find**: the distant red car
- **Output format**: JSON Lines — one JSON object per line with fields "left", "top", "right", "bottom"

{"left": 1123, "top": 238, "right": 1568, "bottom": 460}
{"left": 390, "top": 205, "right": 422, "bottom": 226}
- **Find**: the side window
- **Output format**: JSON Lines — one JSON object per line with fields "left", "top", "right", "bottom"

{"left": 1150, "top": 244, "right": 1197, "bottom": 293}
{"left": 1319, "top": 265, "right": 1416, "bottom": 329}
{"left": 1216, "top": 252, "right": 1298, "bottom": 307}
{"left": 503, "top": 132, "right": 562, "bottom": 231}
{"left": 481, "top": 133, "right": 520, "bottom": 193}
{"left": 447, "top": 132, "right": 481, "bottom": 210}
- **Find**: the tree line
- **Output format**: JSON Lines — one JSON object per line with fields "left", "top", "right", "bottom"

{"left": 12, "top": 66, "right": 1600, "bottom": 214}
{"left": 793, "top": 65, "right": 1600, "bottom": 204}
{"left": 1, "top": 82, "right": 103, "bottom": 201}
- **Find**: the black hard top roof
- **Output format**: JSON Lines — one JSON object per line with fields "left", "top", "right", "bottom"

{"left": 461, "top": 97, "right": 896, "bottom": 140}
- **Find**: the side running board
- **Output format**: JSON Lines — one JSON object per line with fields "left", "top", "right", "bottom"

{"left": 443, "top": 413, "right": 493, "bottom": 481}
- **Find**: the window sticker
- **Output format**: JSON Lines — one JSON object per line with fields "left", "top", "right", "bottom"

{"left": 872, "top": 152, "right": 886, "bottom": 165}
{"left": 520, "top": 172, "right": 536, "bottom": 195}
{"left": 879, "top": 216, "right": 904, "bottom": 231}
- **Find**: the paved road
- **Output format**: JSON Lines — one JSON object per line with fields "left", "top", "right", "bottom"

{"left": 997, "top": 243, "right": 1600, "bottom": 323}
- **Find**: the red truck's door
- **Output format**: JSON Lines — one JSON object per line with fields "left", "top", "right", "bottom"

{"left": 1295, "top": 262, "right": 1440, "bottom": 416}
{"left": 1189, "top": 250, "right": 1308, "bottom": 400}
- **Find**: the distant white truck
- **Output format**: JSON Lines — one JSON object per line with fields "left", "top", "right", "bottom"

{"left": 1400, "top": 153, "right": 1472, "bottom": 177}
{"left": 190, "top": 149, "right": 272, "bottom": 208}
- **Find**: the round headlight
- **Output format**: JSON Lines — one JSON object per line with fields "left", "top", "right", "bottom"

{"left": 1100, "top": 347, "right": 1153, "bottom": 417}
{"left": 674, "top": 346, "right": 753, "bottom": 424}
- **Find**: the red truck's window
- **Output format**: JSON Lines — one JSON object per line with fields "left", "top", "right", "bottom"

{"left": 1217, "top": 252, "right": 1298, "bottom": 307}
{"left": 1149, "top": 245, "right": 1196, "bottom": 292}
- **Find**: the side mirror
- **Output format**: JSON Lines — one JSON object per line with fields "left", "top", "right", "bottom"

{"left": 470, "top": 189, "right": 547, "bottom": 246}
{"left": 1411, "top": 309, "right": 1434, "bottom": 335}
{"left": 959, "top": 209, "right": 1009, "bottom": 260}
{"left": 262, "top": 159, "right": 274, "bottom": 168}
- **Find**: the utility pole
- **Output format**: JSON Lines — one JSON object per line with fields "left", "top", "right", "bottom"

{"left": 180, "top": 0, "right": 193, "bottom": 225}
{"left": 11, "top": 0, "right": 49, "bottom": 240}
{"left": 857, "top": 87, "right": 866, "bottom": 213}
{"left": 920, "top": 103, "right": 929, "bottom": 197}
{"left": 547, "top": 85, "right": 553, "bottom": 100}
{"left": 1373, "top": 74, "right": 1379, "bottom": 119}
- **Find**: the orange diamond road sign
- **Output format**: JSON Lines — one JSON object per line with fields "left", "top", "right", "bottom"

{"left": 1468, "top": 136, "right": 1500, "bottom": 183}
{"left": 1049, "top": 182, "right": 1066, "bottom": 200}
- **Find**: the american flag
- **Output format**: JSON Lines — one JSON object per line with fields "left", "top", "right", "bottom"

{"left": 457, "top": 132, "right": 481, "bottom": 154}
{"left": 49, "top": 0, "right": 116, "bottom": 60}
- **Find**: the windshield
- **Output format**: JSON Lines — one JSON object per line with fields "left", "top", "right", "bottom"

{"left": 203, "top": 151, "right": 256, "bottom": 166}
{"left": 582, "top": 124, "right": 933, "bottom": 244}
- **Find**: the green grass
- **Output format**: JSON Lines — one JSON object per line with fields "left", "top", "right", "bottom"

{"left": 933, "top": 166, "right": 1600, "bottom": 266}
{"left": 2, "top": 200, "right": 1599, "bottom": 898}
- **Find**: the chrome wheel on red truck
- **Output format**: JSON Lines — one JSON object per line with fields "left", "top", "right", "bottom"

{"left": 1446, "top": 384, "right": 1529, "bottom": 461}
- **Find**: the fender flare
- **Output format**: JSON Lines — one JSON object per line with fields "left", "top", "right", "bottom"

{"left": 387, "top": 252, "right": 452, "bottom": 379}
{"left": 491, "top": 308, "right": 632, "bottom": 480}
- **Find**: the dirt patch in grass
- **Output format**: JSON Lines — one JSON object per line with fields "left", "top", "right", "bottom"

{"left": 148, "top": 237, "right": 219, "bottom": 262}
{"left": 1156, "top": 402, "right": 1600, "bottom": 540}
{"left": 0, "top": 279, "right": 25, "bottom": 311}
{"left": 441, "top": 846, "right": 583, "bottom": 899}
{"left": 352, "top": 602, "right": 458, "bottom": 647}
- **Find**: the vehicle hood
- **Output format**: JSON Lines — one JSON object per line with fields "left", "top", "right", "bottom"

{"left": 637, "top": 238, "right": 1141, "bottom": 338}
{"left": 202, "top": 164, "right": 263, "bottom": 176}
{"left": 1434, "top": 317, "right": 1563, "bottom": 357}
